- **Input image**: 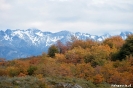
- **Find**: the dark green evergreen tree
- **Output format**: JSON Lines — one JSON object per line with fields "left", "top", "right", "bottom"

{"left": 48, "top": 45, "right": 59, "bottom": 57}
{"left": 117, "top": 34, "right": 133, "bottom": 60}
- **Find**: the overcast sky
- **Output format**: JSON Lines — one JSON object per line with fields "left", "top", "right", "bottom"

{"left": 0, "top": 0, "right": 133, "bottom": 35}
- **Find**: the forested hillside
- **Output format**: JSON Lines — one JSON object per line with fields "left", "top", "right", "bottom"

{"left": 0, "top": 35, "right": 133, "bottom": 88}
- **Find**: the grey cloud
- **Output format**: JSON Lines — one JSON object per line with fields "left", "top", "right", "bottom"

{"left": 0, "top": 0, "right": 133, "bottom": 35}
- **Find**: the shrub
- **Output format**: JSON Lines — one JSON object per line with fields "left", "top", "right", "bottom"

{"left": 27, "top": 66, "right": 37, "bottom": 75}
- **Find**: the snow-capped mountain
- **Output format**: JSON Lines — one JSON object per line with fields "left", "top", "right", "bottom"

{"left": 0, "top": 29, "right": 132, "bottom": 60}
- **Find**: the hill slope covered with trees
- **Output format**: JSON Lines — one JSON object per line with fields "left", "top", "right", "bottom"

{"left": 0, "top": 35, "right": 133, "bottom": 88}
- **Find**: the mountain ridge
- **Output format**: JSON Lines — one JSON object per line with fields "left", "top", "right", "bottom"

{"left": 0, "top": 29, "right": 132, "bottom": 60}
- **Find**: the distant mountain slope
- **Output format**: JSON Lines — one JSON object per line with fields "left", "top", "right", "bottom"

{"left": 0, "top": 29, "right": 132, "bottom": 60}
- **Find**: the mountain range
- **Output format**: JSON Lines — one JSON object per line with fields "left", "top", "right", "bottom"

{"left": 0, "top": 29, "right": 132, "bottom": 60}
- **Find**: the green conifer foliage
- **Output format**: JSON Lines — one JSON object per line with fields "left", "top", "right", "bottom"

{"left": 48, "top": 45, "right": 59, "bottom": 57}
{"left": 117, "top": 34, "right": 133, "bottom": 60}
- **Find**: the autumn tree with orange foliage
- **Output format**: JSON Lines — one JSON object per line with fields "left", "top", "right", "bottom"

{"left": 65, "top": 47, "right": 86, "bottom": 64}
{"left": 103, "top": 36, "right": 124, "bottom": 49}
